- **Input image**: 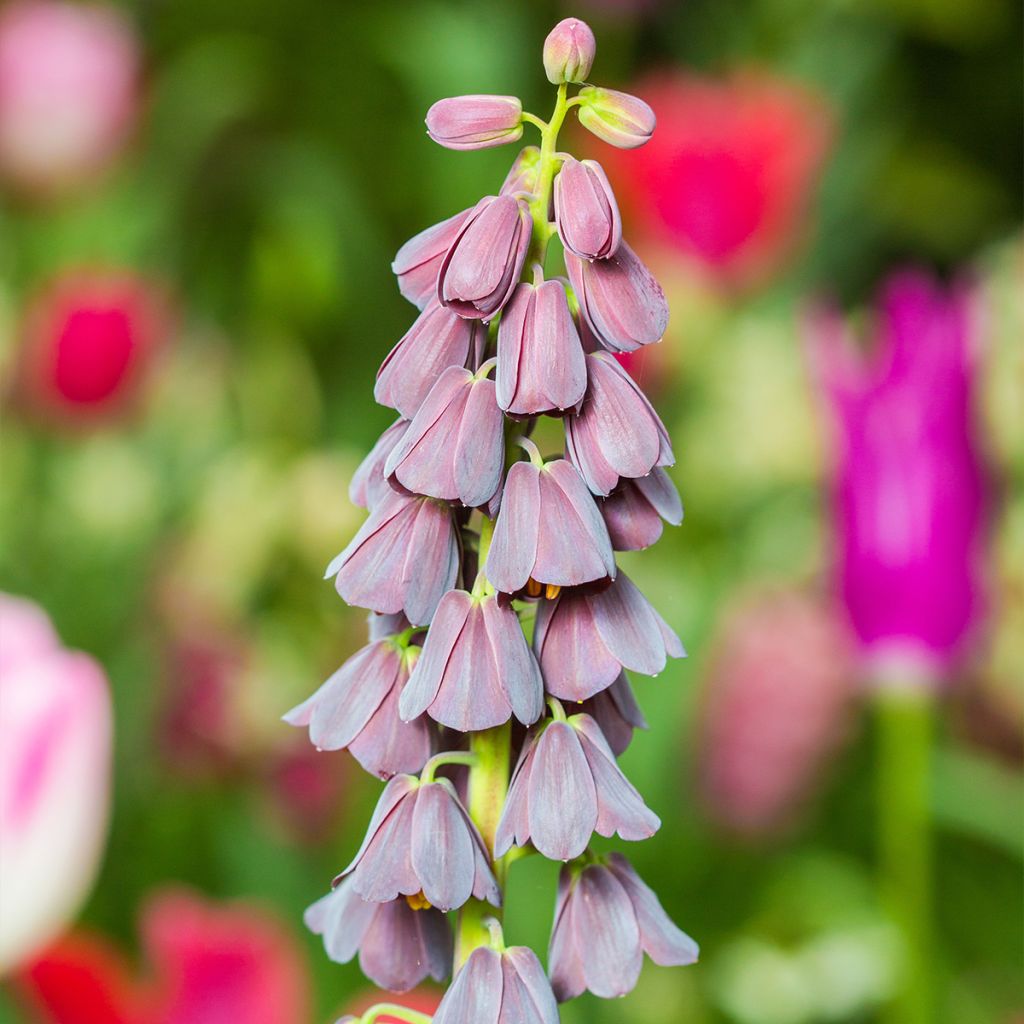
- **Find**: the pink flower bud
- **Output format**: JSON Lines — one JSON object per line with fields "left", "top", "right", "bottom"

{"left": 501, "top": 145, "right": 542, "bottom": 196}
{"left": 0, "top": 594, "right": 112, "bottom": 971}
{"left": 425, "top": 94, "right": 523, "bottom": 151}
{"left": 543, "top": 18, "right": 596, "bottom": 85}
{"left": 554, "top": 156, "right": 622, "bottom": 259}
{"left": 577, "top": 86, "right": 655, "bottom": 149}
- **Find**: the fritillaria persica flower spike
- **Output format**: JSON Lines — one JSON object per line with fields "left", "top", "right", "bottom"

{"left": 296, "top": 18, "right": 698, "bottom": 1021}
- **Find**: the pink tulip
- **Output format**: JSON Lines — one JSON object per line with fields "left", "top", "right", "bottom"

{"left": 808, "top": 270, "right": 988, "bottom": 680}
{"left": 0, "top": 0, "right": 139, "bottom": 194}
{"left": 0, "top": 594, "right": 113, "bottom": 972}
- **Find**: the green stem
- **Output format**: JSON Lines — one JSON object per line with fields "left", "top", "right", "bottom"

{"left": 526, "top": 82, "right": 569, "bottom": 268}
{"left": 358, "top": 1005, "right": 433, "bottom": 1024}
{"left": 420, "top": 750, "right": 477, "bottom": 784}
{"left": 876, "top": 685, "right": 934, "bottom": 1024}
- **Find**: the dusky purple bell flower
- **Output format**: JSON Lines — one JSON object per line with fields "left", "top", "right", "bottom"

{"left": 534, "top": 572, "right": 684, "bottom": 701}
{"left": 807, "top": 270, "right": 986, "bottom": 678}
{"left": 496, "top": 274, "right": 586, "bottom": 416}
{"left": 350, "top": 418, "right": 408, "bottom": 511}
{"left": 375, "top": 300, "right": 483, "bottom": 419}
{"left": 426, "top": 95, "right": 524, "bottom": 151}
{"left": 565, "top": 351, "right": 674, "bottom": 496}
{"left": 553, "top": 157, "right": 622, "bottom": 260}
{"left": 601, "top": 467, "right": 683, "bottom": 551}
{"left": 495, "top": 713, "right": 660, "bottom": 861}
{"left": 576, "top": 86, "right": 656, "bottom": 149}
{"left": 501, "top": 145, "right": 542, "bottom": 197}
{"left": 400, "top": 589, "right": 543, "bottom": 732}
{"left": 485, "top": 455, "right": 615, "bottom": 595}
{"left": 384, "top": 364, "right": 505, "bottom": 508}
{"left": 338, "top": 773, "right": 500, "bottom": 912}
{"left": 580, "top": 672, "right": 648, "bottom": 756}
{"left": 438, "top": 195, "right": 531, "bottom": 321}
{"left": 326, "top": 490, "right": 460, "bottom": 626}
{"left": 305, "top": 878, "right": 452, "bottom": 993}
{"left": 283, "top": 640, "right": 434, "bottom": 779}
{"left": 392, "top": 207, "right": 474, "bottom": 309}
{"left": 433, "top": 944, "right": 559, "bottom": 1024}
{"left": 548, "top": 854, "right": 698, "bottom": 1001}
{"left": 566, "top": 242, "right": 669, "bottom": 353}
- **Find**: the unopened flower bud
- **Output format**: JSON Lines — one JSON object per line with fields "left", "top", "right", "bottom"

{"left": 554, "top": 157, "right": 622, "bottom": 260}
{"left": 501, "top": 145, "right": 542, "bottom": 196}
{"left": 426, "top": 95, "right": 523, "bottom": 151}
{"left": 543, "top": 18, "right": 596, "bottom": 85}
{"left": 577, "top": 86, "right": 655, "bottom": 149}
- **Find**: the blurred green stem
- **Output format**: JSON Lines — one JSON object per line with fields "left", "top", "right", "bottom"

{"left": 876, "top": 685, "right": 934, "bottom": 1024}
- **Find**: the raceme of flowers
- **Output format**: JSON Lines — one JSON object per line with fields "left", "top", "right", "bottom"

{"left": 287, "top": 18, "right": 697, "bottom": 1024}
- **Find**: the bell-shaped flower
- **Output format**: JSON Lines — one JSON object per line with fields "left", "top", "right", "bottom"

{"left": 565, "top": 243, "right": 668, "bottom": 353}
{"left": 384, "top": 365, "right": 504, "bottom": 509}
{"left": 399, "top": 589, "right": 543, "bottom": 732}
{"left": 580, "top": 672, "right": 648, "bottom": 756}
{"left": 284, "top": 639, "right": 434, "bottom": 780}
{"left": 433, "top": 944, "right": 559, "bottom": 1024}
{"left": 601, "top": 467, "right": 683, "bottom": 550}
{"left": 548, "top": 854, "right": 698, "bottom": 1001}
{"left": 326, "top": 490, "right": 459, "bottom": 626}
{"left": 426, "top": 95, "right": 523, "bottom": 151}
{"left": 485, "top": 451, "right": 615, "bottom": 595}
{"left": 543, "top": 17, "right": 595, "bottom": 85}
{"left": 375, "top": 300, "right": 483, "bottom": 419}
{"left": 350, "top": 418, "right": 408, "bottom": 511}
{"left": 495, "top": 712, "right": 659, "bottom": 862}
{"left": 566, "top": 351, "right": 674, "bottom": 496}
{"left": 553, "top": 157, "right": 622, "bottom": 260}
{"left": 496, "top": 273, "right": 586, "bottom": 416}
{"left": 576, "top": 86, "right": 656, "bottom": 149}
{"left": 338, "top": 774, "right": 500, "bottom": 912}
{"left": 501, "top": 145, "right": 542, "bottom": 197}
{"left": 392, "top": 207, "right": 474, "bottom": 309}
{"left": 305, "top": 878, "right": 452, "bottom": 993}
{"left": 438, "top": 195, "right": 531, "bottom": 320}
{"left": 533, "top": 572, "right": 684, "bottom": 702}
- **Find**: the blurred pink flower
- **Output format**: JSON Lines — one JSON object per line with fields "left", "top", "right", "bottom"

{"left": 696, "top": 588, "right": 856, "bottom": 838}
{"left": 0, "top": 594, "right": 113, "bottom": 972}
{"left": 808, "top": 270, "right": 988, "bottom": 680}
{"left": 598, "top": 71, "right": 831, "bottom": 287}
{"left": 0, "top": 0, "right": 139, "bottom": 193}
{"left": 18, "top": 888, "right": 311, "bottom": 1024}
{"left": 17, "top": 269, "right": 172, "bottom": 426}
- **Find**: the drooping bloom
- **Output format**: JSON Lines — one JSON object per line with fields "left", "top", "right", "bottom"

{"left": 543, "top": 18, "right": 596, "bottom": 85}
{"left": 16, "top": 269, "right": 171, "bottom": 425}
{"left": 696, "top": 588, "right": 855, "bottom": 837}
{"left": 326, "top": 490, "right": 460, "bottom": 626}
{"left": 432, "top": 944, "right": 559, "bottom": 1024}
{"left": 565, "top": 243, "right": 669, "bottom": 353}
{"left": 807, "top": 270, "right": 987, "bottom": 679}
{"left": 0, "top": 0, "right": 139, "bottom": 193}
{"left": 399, "top": 589, "right": 543, "bottom": 731}
{"left": 599, "top": 71, "right": 831, "bottom": 286}
{"left": 306, "top": 879, "right": 452, "bottom": 993}
{"left": 496, "top": 274, "right": 586, "bottom": 416}
{"left": 426, "top": 95, "right": 524, "bottom": 151}
{"left": 601, "top": 467, "right": 683, "bottom": 550}
{"left": 553, "top": 157, "right": 622, "bottom": 260}
{"left": 566, "top": 351, "right": 674, "bottom": 496}
{"left": 338, "top": 774, "right": 500, "bottom": 911}
{"left": 485, "top": 456, "right": 615, "bottom": 595}
{"left": 384, "top": 365, "right": 505, "bottom": 508}
{"left": 393, "top": 207, "right": 474, "bottom": 309}
{"left": 375, "top": 300, "right": 482, "bottom": 419}
{"left": 549, "top": 854, "right": 698, "bottom": 1001}
{"left": 533, "top": 572, "right": 684, "bottom": 701}
{"left": 576, "top": 86, "right": 656, "bottom": 149}
{"left": 0, "top": 594, "right": 112, "bottom": 972}
{"left": 350, "top": 418, "right": 408, "bottom": 511}
{"left": 495, "top": 714, "right": 659, "bottom": 861}
{"left": 580, "top": 672, "right": 648, "bottom": 756}
{"left": 437, "top": 195, "right": 532, "bottom": 320}
{"left": 284, "top": 639, "right": 434, "bottom": 779}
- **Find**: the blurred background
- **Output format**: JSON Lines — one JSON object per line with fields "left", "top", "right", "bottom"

{"left": 0, "top": 1, "right": 1021, "bottom": 1022}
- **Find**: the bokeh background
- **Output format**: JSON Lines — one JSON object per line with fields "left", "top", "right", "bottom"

{"left": 0, "top": 1, "right": 1021, "bottom": 1022}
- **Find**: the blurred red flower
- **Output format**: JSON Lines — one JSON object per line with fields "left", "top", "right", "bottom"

{"left": 598, "top": 71, "right": 832, "bottom": 288}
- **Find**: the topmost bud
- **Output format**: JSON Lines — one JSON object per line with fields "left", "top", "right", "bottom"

{"left": 543, "top": 18, "right": 595, "bottom": 85}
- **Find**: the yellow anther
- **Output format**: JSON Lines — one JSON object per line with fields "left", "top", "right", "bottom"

{"left": 525, "top": 577, "right": 543, "bottom": 598}
{"left": 544, "top": 583, "right": 562, "bottom": 600}
{"left": 405, "top": 891, "right": 432, "bottom": 911}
